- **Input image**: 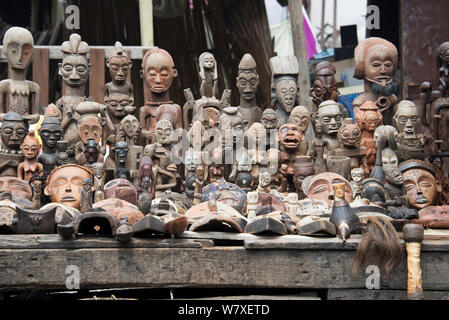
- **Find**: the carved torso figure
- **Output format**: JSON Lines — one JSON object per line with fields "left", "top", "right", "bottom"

{"left": 261, "top": 108, "right": 278, "bottom": 151}
{"left": 236, "top": 54, "right": 262, "bottom": 129}
{"left": 0, "top": 27, "right": 40, "bottom": 118}
{"left": 38, "top": 116, "right": 63, "bottom": 177}
{"left": 352, "top": 37, "right": 399, "bottom": 124}
{"left": 80, "top": 178, "right": 93, "bottom": 213}
{"left": 0, "top": 112, "right": 28, "bottom": 176}
{"left": 307, "top": 120, "right": 328, "bottom": 174}
{"left": 92, "top": 162, "right": 105, "bottom": 203}
{"left": 246, "top": 122, "right": 269, "bottom": 187}
{"left": 18, "top": 132, "right": 43, "bottom": 182}
{"left": 137, "top": 156, "right": 155, "bottom": 200}
{"left": 317, "top": 100, "right": 344, "bottom": 155}
{"left": 114, "top": 141, "right": 130, "bottom": 180}
{"left": 270, "top": 55, "right": 300, "bottom": 125}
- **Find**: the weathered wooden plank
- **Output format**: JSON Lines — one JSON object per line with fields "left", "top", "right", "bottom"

{"left": 1, "top": 246, "right": 449, "bottom": 292}
{"left": 89, "top": 48, "right": 105, "bottom": 103}
{"left": 244, "top": 235, "right": 361, "bottom": 250}
{"left": 0, "top": 46, "right": 157, "bottom": 61}
{"left": 194, "top": 295, "right": 320, "bottom": 300}
{"left": 32, "top": 48, "right": 49, "bottom": 107}
{"left": 327, "top": 289, "right": 449, "bottom": 300}
{"left": 0, "top": 234, "right": 213, "bottom": 249}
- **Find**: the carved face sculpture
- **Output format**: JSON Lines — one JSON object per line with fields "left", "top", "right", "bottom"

{"left": 351, "top": 168, "right": 364, "bottom": 182}
{"left": 259, "top": 172, "right": 271, "bottom": 188}
{"left": 289, "top": 106, "right": 310, "bottom": 133}
{"left": 219, "top": 108, "right": 244, "bottom": 144}
{"left": 115, "top": 141, "right": 129, "bottom": 164}
{"left": 0, "top": 113, "right": 28, "bottom": 151}
{"left": 400, "top": 161, "right": 442, "bottom": 210}
{"left": 107, "top": 56, "right": 130, "bottom": 82}
{"left": 332, "top": 181, "right": 346, "bottom": 201}
{"left": 82, "top": 178, "right": 93, "bottom": 191}
{"left": 278, "top": 123, "right": 303, "bottom": 150}
{"left": 39, "top": 117, "right": 63, "bottom": 150}
{"left": 374, "top": 125, "right": 397, "bottom": 144}
{"left": 261, "top": 109, "right": 277, "bottom": 130}
{"left": 317, "top": 101, "right": 343, "bottom": 136}
{"left": 310, "top": 61, "right": 338, "bottom": 105}
{"left": 199, "top": 52, "right": 216, "bottom": 70}
{"left": 337, "top": 119, "right": 362, "bottom": 147}
{"left": 93, "top": 199, "right": 143, "bottom": 226}
{"left": 139, "top": 156, "right": 153, "bottom": 178}
{"left": 104, "top": 178, "right": 138, "bottom": 205}
{"left": 155, "top": 119, "right": 173, "bottom": 146}
{"left": 384, "top": 165, "right": 404, "bottom": 186}
{"left": 106, "top": 93, "right": 131, "bottom": 119}
{"left": 237, "top": 71, "right": 259, "bottom": 102}
{"left": 0, "top": 177, "right": 32, "bottom": 200}
{"left": 305, "top": 172, "right": 353, "bottom": 206}
{"left": 44, "top": 164, "right": 92, "bottom": 210}
{"left": 120, "top": 115, "right": 140, "bottom": 141}
{"left": 143, "top": 49, "right": 177, "bottom": 94}
{"left": 3, "top": 27, "right": 34, "bottom": 71}
{"left": 20, "top": 133, "right": 40, "bottom": 160}
{"left": 381, "top": 148, "right": 398, "bottom": 168}
{"left": 79, "top": 116, "right": 102, "bottom": 144}
{"left": 92, "top": 162, "right": 104, "bottom": 179}
{"left": 275, "top": 77, "right": 298, "bottom": 112}
{"left": 247, "top": 122, "right": 266, "bottom": 151}
{"left": 84, "top": 140, "right": 99, "bottom": 165}
{"left": 393, "top": 100, "right": 419, "bottom": 137}
{"left": 60, "top": 55, "right": 89, "bottom": 88}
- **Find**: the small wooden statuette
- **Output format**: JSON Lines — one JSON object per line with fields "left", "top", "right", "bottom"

{"left": 0, "top": 27, "right": 40, "bottom": 119}
{"left": 246, "top": 123, "right": 268, "bottom": 187}
{"left": 92, "top": 162, "right": 105, "bottom": 203}
{"left": 403, "top": 224, "right": 425, "bottom": 300}
{"left": 350, "top": 168, "right": 364, "bottom": 201}
{"left": 270, "top": 55, "right": 300, "bottom": 125}
{"left": 105, "top": 41, "right": 134, "bottom": 104}
{"left": 38, "top": 115, "right": 63, "bottom": 177}
{"left": 261, "top": 108, "right": 278, "bottom": 150}
{"left": 307, "top": 119, "right": 328, "bottom": 174}
{"left": 18, "top": 132, "right": 43, "bottom": 182}
{"left": 199, "top": 52, "right": 218, "bottom": 98}
{"left": 114, "top": 141, "right": 131, "bottom": 180}
{"left": 310, "top": 61, "right": 339, "bottom": 113}
{"left": 80, "top": 178, "right": 94, "bottom": 213}
{"left": 288, "top": 105, "right": 310, "bottom": 151}
{"left": 137, "top": 156, "right": 156, "bottom": 201}
{"left": 329, "top": 179, "right": 360, "bottom": 242}
{"left": 56, "top": 140, "right": 70, "bottom": 166}
{"left": 316, "top": 100, "right": 344, "bottom": 155}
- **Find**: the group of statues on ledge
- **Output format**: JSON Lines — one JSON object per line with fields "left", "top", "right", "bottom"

{"left": 1, "top": 27, "right": 449, "bottom": 249}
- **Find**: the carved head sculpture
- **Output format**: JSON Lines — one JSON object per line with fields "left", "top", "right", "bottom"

{"left": 289, "top": 106, "right": 310, "bottom": 133}
{"left": 199, "top": 52, "right": 216, "bottom": 72}
{"left": 106, "top": 41, "right": 131, "bottom": 83}
{"left": 382, "top": 151, "right": 403, "bottom": 186}
{"left": 104, "top": 178, "right": 138, "bottom": 205}
{"left": 277, "top": 123, "right": 303, "bottom": 151}
{"left": 105, "top": 93, "right": 132, "bottom": 120}
{"left": 3, "top": 27, "right": 34, "bottom": 72}
{"left": 44, "top": 103, "right": 63, "bottom": 122}
{"left": 393, "top": 100, "right": 419, "bottom": 137}
{"left": 374, "top": 125, "right": 397, "bottom": 146}
{"left": 219, "top": 107, "right": 244, "bottom": 143}
{"left": 351, "top": 168, "right": 364, "bottom": 182}
{"left": 293, "top": 156, "right": 315, "bottom": 192}
{"left": 155, "top": 119, "right": 173, "bottom": 146}
{"left": 79, "top": 115, "right": 102, "bottom": 144}
{"left": 246, "top": 122, "right": 266, "bottom": 151}
{"left": 337, "top": 118, "right": 362, "bottom": 147}
{"left": 0, "top": 177, "right": 32, "bottom": 200}
{"left": 332, "top": 179, "right": 346, "bottom": 201}
{"left": 92, "top": 162, "right": 105, "bottom": 179}
{"left": 92, "top": 198, "right": 143, "bottom": 226}
{"left": 305, "top": 172, "right": 353, "bottom": 206}
{"left": 258, "top": 171, "right": 271, "bottom": 188}
{"left": 312, "top": 118, "right": 324, "bottom": 136}
{"left": 354, "top": 37, "right": 398, "bottom": 91}
{"left": 20, "top": 132, "right": 40, "bottom": 160}
{"left": 356, "top": 101, "right": 383, "bottom": 132}
{"left": 188, "top": 120, "right": 206, "bottom": 150}
{"left": 141, "top": 48, "right": 177, "bottom": 94}
{"left": 114, "top": 141, "right": 129, "bottom": 164}
{"left": 59, "top": 33, "right": 90, "bottom": 88}
{"left": 82, "top": 177, "right": 93, "bottom": 191}
{"left": 184, "top": 148, "right": 202, "bottom": 172}
{"left": 44, "top": 164, "right": 92, "bottom": 210}
{"left": 261, "top": 108, "right": 277, "bottom": 130}
{"left": 438, "top": 42, "right": 449, "bottom": 69}
{"left": 317, "top": 100, "right": 343, "bottom": 136}
{"left": 139, "top": 156, "right": 153, "bottom": 178}
{"left": 237, "top": 54, "right": 259, "bottom": 102}
{"left": 270, "top": 55, "right": 299, "bottom": 113}
{"left": 39, "top": 116, "right": 63, "bottom": 151}
{"left": 381, "top": 148, "right": 398, "bottom": 168}
{"left": 0, "top": 112, "right": 29, "bottom": 152}
{"left": 399, "top": 160, "right": 442, "bottom": 210}
{"left": 120, "top": 115, "right": 140, "bottom": 141}
{"left": 84, "top": 139, "right": 100, "bottom": 166}
{"left": 310, "top": 61, "right": 339, "bottom": 106}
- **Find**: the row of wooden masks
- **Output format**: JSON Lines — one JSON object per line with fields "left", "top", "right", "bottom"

{"left": 0, "top": 28, "right": 439, "bottom": 209}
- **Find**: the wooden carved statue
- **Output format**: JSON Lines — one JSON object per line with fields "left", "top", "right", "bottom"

{"left": 236, "top": 53, "right": 261, "bottom": 129}
{"left": 277, "top": 123, "right": 306, "bottom": 192}
{"left": 114, "top": 141, "right": 130, "bottom": 180}
{"left": 137, "top": 156, "right": 156, "bottom": 200}
{"left": 104, "top": 93, "right": 135, "bottom": 144}
{"left": 310, "top": 61, "right": 339, "bottom": 113}
{"left": 120, "top": 114, "right": 143, "bottom": 184}
{"left": 393, "top": 100, "right": 425, "bottom": 162}
{"left": 140, "top": 48, "right": 180, "bottom": 144}
{"left": 289, "top": 105, "right": 310, "bottom": 152}
{"left": 304, "top": 172, "right": 353, "bottom": 207}
{"left": 75, "top": 115, "right": 104, "bottom": 165}
{"left": 199, "top": 52, "right": 218, "bottom": 98}
{"left": 43, "top": 164, "right": 93, "bottom": 210}
{"left": 246, "top": 122, "right": 269, "bottom": 187}
{"left": 92, "top": 162, "right": 105, "bottom": 203}
{"left": 219, "top": 107, "right": 245, "bottom": 182}
{"left": 56, "top": 141, "right": 70, "bottom": 166}
{"left": 236, "top": 150, "right": 253, "bottom": 192}
{"left": 353, "top": 37, "right": 398, "bottom": 124}
{"left": 55, "top": 34, "right": 91, "bottom": 157}
{"left": 105, "top": 41, "right": 134, "bottom": 104}
{"left": 0, "top": 112, "right": 28, "bottom": 176}
{"left": 18, "top": 132, "right": 43, "bottom": 182}
{"left": 335, "top": 118, "right": 369, "bottom": 176}
{"left": 355, "top": 101, "right": 383, "bottom": 173}
{"left": 261, "top": 108, "right": 278, "bottom": 151}
{"left": 316, "top": 100, "right": 344, "bottom": 155}
{"left": 270, "top": 55, "right": 300, "bottom": 125}
{"left": 437, "top": 42, "right": 449, "bottom": 96}
{"left": 307, "top": 119, "right": 328, "bottom": 174}
{"left": 350, "top": 167, "right": 363, "bottom": 200}
{"left": 0, "top": 27, "right": 40, "bottom": 121}
{"left": 208, "top": 147, "right": 224, "bottom": 184}
{"left": 293, "top": 156, "right": 315, "bottom": 199}
{"left": 381, "top": 148, "right": 407, "bottom": 206}
{"left": 38, "top": 115, "right": 63, "bottom": 178}
{"left": 80, "top": 177, "right": 93, "bottom": 213}
{"left": 77, "top": 139, "right": 102, "bottom": 169}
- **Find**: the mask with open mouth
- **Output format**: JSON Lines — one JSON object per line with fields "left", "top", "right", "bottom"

{"left": 278, "top": 123, "right": 303, "bottom": 150}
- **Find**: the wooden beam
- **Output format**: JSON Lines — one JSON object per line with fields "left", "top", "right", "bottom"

{"left": 32, "top": 48, "right": 49, "bottom": 107}
{"left": 139, "top": 0, "right": 154, "bottom": 46}
{"left": 89, "top": 48, "right": 105, "bottom": 103}
{"left": 288, "top": 0, "right": 312, "bottom": 108}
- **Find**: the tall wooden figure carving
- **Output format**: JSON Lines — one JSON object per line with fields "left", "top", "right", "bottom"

{"left": 105, "top": 41, "right": 134, "bottom": 104}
